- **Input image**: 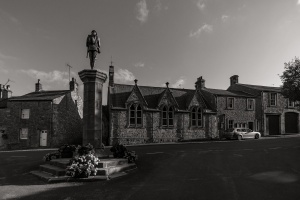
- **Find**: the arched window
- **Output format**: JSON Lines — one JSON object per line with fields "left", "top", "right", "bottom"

{"left": 169, "top": 107, "right": 174, "bottom": 126}
{"left": 162, "top": 106, "right": 167, "bottom": 126}
{"left": 162, "top": 106, "right": 174, "bottom": 127}
{"left": 129, "top": 104, "right": 142, "bottom": 127}
{"left": 191, "top": 107, "right": 203, "bottom": 127}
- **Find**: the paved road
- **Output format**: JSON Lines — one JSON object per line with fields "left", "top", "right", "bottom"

{"left": 0, "top": 137, "right": 300, "bottom": 200}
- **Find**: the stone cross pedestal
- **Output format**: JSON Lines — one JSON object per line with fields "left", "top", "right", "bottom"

{"left": 78, "top": 69, "right": 107, "bottom": 148}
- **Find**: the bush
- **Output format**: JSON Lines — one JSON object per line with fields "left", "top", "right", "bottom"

{"left": 110, "top": 143, "right": 138, "bottom": 163}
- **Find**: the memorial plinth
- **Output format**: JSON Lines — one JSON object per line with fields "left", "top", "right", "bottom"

{"left": 78, "top": 69, "right": 107, "bottom": 148}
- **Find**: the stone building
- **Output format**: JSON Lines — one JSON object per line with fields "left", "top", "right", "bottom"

{"left": 228, "top": 75, "right": 300, "bottom": 135}
{"left": 199, "top": 76, "right": 257, "bottom": 138}
{"left": 0, "top": 78, "right": 83, "bottom": 149}
{"left": 107, "top": 66, "right": 218, "bottom": 145}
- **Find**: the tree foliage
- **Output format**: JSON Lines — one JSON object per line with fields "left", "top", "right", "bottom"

{"left": 280, "top": 57, "right": 300, "bottom": 102}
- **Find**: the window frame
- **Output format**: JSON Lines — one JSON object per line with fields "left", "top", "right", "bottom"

{"left": 288, "top": 99, "right": 295, "bottom": 108}
{"left": 20, "top": 128, "right": 28, "bottom": 139}
{"left": 247, "top": 98, "right": 254, "bottom": 110}
{"left": 191, "top": 107, "right": 203, "bottom": 127}
{"left": 21, "top": 109, "right": 30, "bottom": 119}
{"left": 270, "top": 93, "right": 277, "bottom": 106}
{"left": 228, "top": 120, "right": 234, "bottom": 129}
{"left": 227, "top": 97, "right": 235, "bottom": 109}
{"left": 129, "top": 104, "right": 143, "bottom": 128}
{"left": 161, "top": 105, "right": 174, "bottom": 128}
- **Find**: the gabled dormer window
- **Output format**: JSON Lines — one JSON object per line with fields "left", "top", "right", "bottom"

{"left": 129, "top": 104, "right": 142, "bottom": 127}
{"left": 162, "top": 105, "right": 174, "bottom": 127}
{"left": 270, "top": 93, "right": 277, "bottom": 106}
{"left": 191, "top": 107, "right": 202, "bottom": 127}
{"left": 227, "top": 97, "right": 234, "bottom": 109}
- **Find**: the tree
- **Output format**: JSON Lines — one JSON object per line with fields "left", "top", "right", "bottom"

{"left": 280, "top": 57, "right": 300, "bottom": 102}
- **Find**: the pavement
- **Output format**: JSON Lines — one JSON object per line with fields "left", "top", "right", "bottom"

{"left": 0, "top": 136, "right": 300, "bottom": 200}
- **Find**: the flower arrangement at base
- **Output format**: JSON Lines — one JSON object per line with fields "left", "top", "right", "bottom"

{"left": 43, "top": 144, "right": 77, "bottom": 162}
{"left": 110, "top": 142, "right": 138, "bottom": 163}
{"left": 66, "top": 144, "right": 100, "bottom": 178}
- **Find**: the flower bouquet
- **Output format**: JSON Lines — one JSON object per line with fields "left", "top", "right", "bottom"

{"left": 110, "top": 143, "right": 138, "bottom": 163}
{"left": 66, "top": 144, "right": 100, "bottom": 178}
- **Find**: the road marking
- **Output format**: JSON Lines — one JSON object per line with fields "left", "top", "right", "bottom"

{"left": 146, "top": 152, "right": 164, "bottom": 155}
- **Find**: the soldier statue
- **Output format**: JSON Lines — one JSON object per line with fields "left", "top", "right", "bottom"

{"left": 86, "top": 30, "right": 101, "bottom": 69}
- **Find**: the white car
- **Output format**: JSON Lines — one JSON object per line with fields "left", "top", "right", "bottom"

{"left": 224, "top": 128, "right": 261, "bottom": 140}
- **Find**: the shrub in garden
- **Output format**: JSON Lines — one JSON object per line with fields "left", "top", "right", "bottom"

{"left": 110, "top": 142, "right": 138, "bottom": 163}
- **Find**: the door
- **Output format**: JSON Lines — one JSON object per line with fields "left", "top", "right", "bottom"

{"left": 40, "top": 130, "right": 47, "bottom": 146}
{"left": 285, "top": 112, "right": 298, "bottom": 133}
{"left": 267, "top": 115, "right": 280, "bottom": 135}
{"left": 248, "top": 122, "right": 254, "bottom": 131}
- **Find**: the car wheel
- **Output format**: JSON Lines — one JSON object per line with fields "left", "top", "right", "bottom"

{"left": 255, "top": 134, "right": 259, "bottom": 139}
{"left": 237, "top": 135, "right": 242, "bottom": 141}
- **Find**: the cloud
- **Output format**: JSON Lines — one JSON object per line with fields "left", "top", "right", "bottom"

{"left": 190, "top": 24, "right": 213, "bottom": 38}
{"left": 0, "top": 52, "right": 17, "bottom": 60}
{"left": 115, "top": 69, "right": 135, "bottom": 83}
{"left": 136, "top": 0, "right": 149, "bottom": 23}
{"left": 197, "top": 0, "right": 205, "bottom": 11}
{"left": 0, "top": 9, "right": 19, "bottom": 25}
{"left": 298, "top": 0, "right": 300, "bottom": 5}
{"left": 134, "top": 62, "right": 145, "bottom": 68}
{"left": 171, "top": 77, "right": 185, "bottom": 88}
{"left": 222, "top": 15, "right": 229, "bottom": 22}
{"left": 20, "top": 69, "right": 74, "bottom": 85}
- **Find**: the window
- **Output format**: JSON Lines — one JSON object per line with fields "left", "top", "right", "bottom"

{"left": 21, "top": 109, "right": 30, "bottom": 119}
{"left": 288, "top": 99, "right": 295, "bottom": 107}
{"left": 191, "top": 107, "right": 203, "bottom": 127}
{"left": 227, "top": 98, "right": 234, "bottom": 109}
{"left": 129, "top": 104, "right": 142, "bottom": 127}
{"left": 20, "top": 128, "right": 28, "bottom": 139}
{"left": 247, "top": 99, "right": 254, "bottom": 110}
{"left": 162, "top": 106, "right": 174, "bottom": 127}
{"left": 228, "top": 120, "right": 234, "bottom": 129}
{"left": 270, "top": 93, "right": 277, "bottom": 106}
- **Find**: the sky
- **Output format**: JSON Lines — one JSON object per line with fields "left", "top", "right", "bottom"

{"left": 1, "top": 0, "right": 300, "bottom": 104}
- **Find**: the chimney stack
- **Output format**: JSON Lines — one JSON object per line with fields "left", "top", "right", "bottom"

{"left": 35, "top": 79, "right": 42, "bottom": 92}
{"left": 2, "top": 85, "right": 8, "bottom": 99}
{"left": 195, "top": 76, "right": 205, "bottom": 90}
{"left": 69, "top": 77, "right": 78, "bottom": 91}
{"left": 230, "top": 75, "right": 239, "bottom": 86}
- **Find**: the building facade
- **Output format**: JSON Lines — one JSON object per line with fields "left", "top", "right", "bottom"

{"left": 228, "top": 75, "right": 300, "bottom": 136}
{"left": 107, "top": 66, "right": 218, "bottom": 145}
{"left": 0, "top": 78, "right": 83, "bottom": 149}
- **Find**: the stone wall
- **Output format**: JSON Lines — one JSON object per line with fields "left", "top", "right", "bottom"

{"left": 0, "top": 91, "right": 83, "bottom": 149}
{"left": 51, "top": 93, "right": 83, "bottom": 147}
{"left": 262, "top": 92, "right": 300, "bottom": 135}
{"left": 1, "top": 101, "right": 52, "bottom": 149}
{"left": 109, "top": 109, "right": 217, "bottom": 145}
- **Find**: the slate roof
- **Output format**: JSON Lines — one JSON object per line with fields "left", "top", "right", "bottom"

{"left": 202, "top": 88, "right": 255, "bottom": 97}
{"left": 111, "top": 84, "right": 210, "bottom": 110}
{"left": 9, "top": 90, "right": 70, "bottom": 101}
{"left": 235, "top": 83, "right": 282, "bottom": 92}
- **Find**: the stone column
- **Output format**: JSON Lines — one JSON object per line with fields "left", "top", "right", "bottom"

{"left": 78, "top": 69, "right": 107, "bottom": 148}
